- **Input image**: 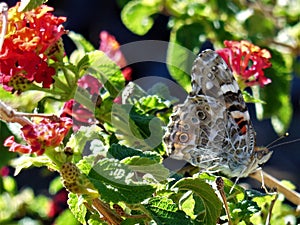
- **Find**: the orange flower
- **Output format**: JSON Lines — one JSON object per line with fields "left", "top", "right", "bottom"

{"left": 0, "top": 2, "right": 66, "bottom": 93}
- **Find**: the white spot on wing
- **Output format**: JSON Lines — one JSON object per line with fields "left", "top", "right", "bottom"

{"left": 206, "top": 81, "right": 214, "bottom": 90}
{"left": 221, "top": 83, "right": 238, "bottom": 93}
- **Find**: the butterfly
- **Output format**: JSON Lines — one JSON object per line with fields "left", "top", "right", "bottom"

{"left": 163, "top": 49, "right": 272, "bottom": 179}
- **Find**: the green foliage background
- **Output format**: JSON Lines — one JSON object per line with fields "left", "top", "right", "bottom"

{"left": 0, "top": 0, "right": 299, "bottom": 225}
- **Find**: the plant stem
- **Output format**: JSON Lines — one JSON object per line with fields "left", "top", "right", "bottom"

{"left": 250, "top": 170, "right": 300, "bottom": 205}
{"left": 92, "top": 198, "right": 123, "bottom": 225}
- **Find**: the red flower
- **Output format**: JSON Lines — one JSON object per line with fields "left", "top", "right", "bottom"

{"left": 0, "top": 3, "right": 66, "bottom": 93}
{"left": 4, "top": 117, "right": 72, "bottom": 155}
{"left": 216, "top": 40, "right": 272, "bottom": 87}
{"left": 99, "top": 31, "right": 132, "bottom": 81}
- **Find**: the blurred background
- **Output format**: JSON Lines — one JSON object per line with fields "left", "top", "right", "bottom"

{"left": 4, "top": 0, "right": 300, "bottom": 202}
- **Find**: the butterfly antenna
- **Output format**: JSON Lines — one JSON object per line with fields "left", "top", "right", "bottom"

{"left": 266, "top": 132, "right": 289, "bottom": 149}
{"left": 266, "top": 132, "right": 300, "bottom": 150}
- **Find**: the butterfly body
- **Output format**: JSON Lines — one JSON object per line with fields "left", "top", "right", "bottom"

{"left": 164, "top": 50, "right": 272, "bottom": 178}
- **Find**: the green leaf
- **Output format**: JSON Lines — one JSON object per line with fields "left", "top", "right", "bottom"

{"left": 121, "top": 0, "right": 163, "bottom": 35}
{"left": 18, "top": 0, "right": 47, "bottom": 12}
{"left": 120, "top": 217, "right": 147, "bottom": 225}
{"left": 135, "top": 95, "right": 170, "bottom": 114}
{"left": 122, "top": 156, "right": 169, "bottom": 182}
{"left": 66, "top": 124, "right": 104, "bottom": 157}
{"left": 171, "top": 177, "right": 222, "bottom": 225}
{"left": 147, "top": 82, "right": 179, "bottom": 104}
{"left": 68, "top": 31, "right": 95, "bottom": 53}
{"left": 245, "top": 12, "right": 275, "bottom": 41}
{"left": 242, "top": 91, "right": 265, "bottom": 104}
{"left": 0, "top": 122, "right": 16, "bottom": 168}
{"left": 88, "top": 214, "right": 109, "bottom": 225}
{"left": 108, "top": 144, "right": 161, "bottom": 162}
{"left": 10, "top": 155, "right": 53, "bottom": 175}
{"left": 54, "top": 209, "right": 80, "bottom": 225}
{"left": 230, "top": 199, "right": 260, "bottom": 223}
{"left": 87, "top": 50, "right": 125, "bottom": 98}
{"left": 143, "top": 196, "right": 193, "bottom": 224}
{"left": 108, "top": 144, "right": 169, "bottom": 181}
{"left": 76, "top": 156, "right": 96, "bottom": 175}
{"left": 95, "top": 97, "right": 114, "bottom": 124}
{"left": 253, "top": 49, "right": 292, "bottom": 134}
{"left": 198, "top": 173, "right": 244, "bottom": 196}
{"left": 88, "top": 158, "right": 156, "bottom": 204}
{"left": 120, "top": 82, "right": 148, "bottom": 104}
{"left": 167, "top": 38, "right": 197, "bottom": 92}
{"left": 68, "top": 193, "right": 87, "bottom": 224}
{"left": 49, "top": 176, "right": 64, "bottom": 195}
{"left": 111, "top": 104, "right": 164, "bottom": 151}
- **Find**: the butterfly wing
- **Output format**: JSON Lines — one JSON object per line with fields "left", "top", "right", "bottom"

{"left": 164, "top": 50, "right": 257, "bottom": 177}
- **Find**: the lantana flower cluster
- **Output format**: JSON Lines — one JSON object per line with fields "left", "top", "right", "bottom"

{"left": 0, "top": 2, "right": 66, "bottom": 93}
{"left": 4, "top": 117, "right": 72, "bottom": 155}
{"left": 217, "top": 40, "right": 272, "bottom": 88}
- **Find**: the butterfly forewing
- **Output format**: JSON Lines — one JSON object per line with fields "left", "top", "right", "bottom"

{"left": 164, "top": 49, "right": 270, "bottom": 178}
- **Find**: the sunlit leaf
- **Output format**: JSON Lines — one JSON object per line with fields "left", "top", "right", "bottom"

{"left": 68, "top": 31, "right": 95, "bottom": 53}
{"left": 171, "top": 177, "right": 222, "bottom": 225}
{"left": 88, "top": 158, "right": 155, "bottom": 204}
{"left": 54, "top": 209, "right": 80, "bottom": 225}
{"left": 18, "top": 0, "right": 47, "bottom": 12}
{"left": 121, "top": 0, "right": 163, "bottom": 35}
{"left": 143, "top": 196, "right": 193, "bottom": 224}
{"left": 68, "top": 193, "right": 87, "bottom": 224}
{"left": 87, "top": 50, "right": 125, "bottom": 98}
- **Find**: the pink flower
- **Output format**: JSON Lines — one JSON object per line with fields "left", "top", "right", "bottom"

{"left": 0, "top": 167, "right": 9, "bottom": 177}
{"left": 217, "top": 40, "right": 272, "bottom": 87}
{"left": 61, "top": 99, "right": 97, "bottom": 131}
{"left": 77, "top": 74, "right": 102, "bottom": 95}
{"left": 4, "top": 117, "right": 72, "bottom": 155}
{"left": 99, "top": 31, "right": 132, "bottom": 81}
{"left": 61, "top": 75, "right": 101, "bottom": 131}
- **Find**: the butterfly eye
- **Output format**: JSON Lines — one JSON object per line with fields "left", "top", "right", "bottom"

{"left": 178, "top": 133, "right": 189, "bottom": 143}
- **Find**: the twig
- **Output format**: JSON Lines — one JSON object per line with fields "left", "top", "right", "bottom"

{"left": 113, "top": 204, "right": 148, "bottom": 219}
{"left": 216, "top": 177, "right": 232, "bottom": 225}
{"left": 250, "top": 170, "right": 300, "bottom": 206}
{"left": 265, "top": 192, "right": 278, "bottom": 225}
{"left": 0, "top": 100, "right": 60, "bottom": 126}
{"left": 0, "top": 101, "right": 33, "bottom": 126}
{"left": 92, "top": 198, "right": 123, "bottom": 225}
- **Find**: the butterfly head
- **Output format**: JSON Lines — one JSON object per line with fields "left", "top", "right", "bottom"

{"left": 253, "top": 146, "right": 273, "bottom": 165}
